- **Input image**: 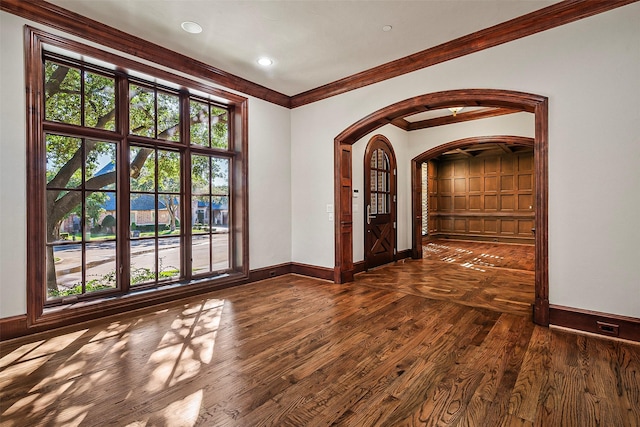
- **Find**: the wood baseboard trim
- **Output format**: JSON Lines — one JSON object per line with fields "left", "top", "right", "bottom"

{"left": 291, "top": 262, "right": 334, "bottom": 281}
{"left": 397, "top": 249, "right": 412, "bottom": 260}
{"left": 0, "top": 261, "right": 342, "bottom": 341}
{"left": 247, "top": 263, "right": 292, "bottom": 282}
{"left": 354, "top": 261, "right": 366, "bottom": 274}
{"left": 549, "top": 304, "right": 640, "bottom": 343}
{"left": 0, "top": 314, "right": 29, "bottom": 342}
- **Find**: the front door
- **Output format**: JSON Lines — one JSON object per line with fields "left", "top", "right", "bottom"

{"left": 364, "top": 135, "right": 396, "bottom": 270}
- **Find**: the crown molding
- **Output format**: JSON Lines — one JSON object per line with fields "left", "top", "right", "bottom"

{"left": 1, "top": 0, "right": 637, "bottom": 109}
{"left": 0, "top": 0, "right": 291, "bottom": 108}
{"left": 290, "top": 0, "right": 638, "bottom": 108}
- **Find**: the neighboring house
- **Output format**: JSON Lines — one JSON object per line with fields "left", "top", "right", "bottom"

{"left": 193, "top": 199, "right": 229, "bottom": 227}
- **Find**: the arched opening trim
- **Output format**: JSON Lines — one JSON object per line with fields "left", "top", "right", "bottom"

{"left": 334, "top": 89, "right": 549, "bottom": 326}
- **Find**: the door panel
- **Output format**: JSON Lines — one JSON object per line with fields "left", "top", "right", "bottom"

{"left": 364, "top": 136, "right": 396, "bottom": 270}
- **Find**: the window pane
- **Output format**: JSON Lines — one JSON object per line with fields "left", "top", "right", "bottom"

{"left": 192, "top": 196, "right": 211, "bottom": 234}
{"left": 192, "top": 234, "right": 211, "bottom": 275}
{"left": 190, "top": 101, "right": 209, "bottom": 147}
{"left": 130, "top": 147, "right": 155, "bottom": 192}
{"left": 212, "top": 231, "right": 229, "bottom": 271}
{"left": 378, "top": 170, "right": 387, "bottom": 192}
{"left": 45, "top": 62, "right": 81, "bottom": 125}
{"left": 47, "top": 190, "right": 81, "bottom": 243}
{"left": 211, "top": 196, "right": 228, "bottom": 227}
{"left": 212, "top": 158, "right": 229, "bottom": 194}
{"left": 211, "top": 107, "right": 228, "bottom": 149}
{"left": 84, "top": 71, "right": 115, "bottom": 130}
{"left": 131, "top": 194, "right": 157, "bottom": 236}
{"left": 382, "top": 152, "right": 390, "bottom": 170}
{"left": 191, "top": 155, "right": 210, "bottom": 194}
{"left": 158, "top": 236, "right": 181, "bottom": 281}
{"left": 87, "top": 192, "right": 114, "bottom": 240}
{"left": 157, "top": 91, "right": 180, "bottom": 141}
{"left": 129, "top": 84, "right": 155, "bottom": 138}
{"left": 46, "top": 135, "right": 82, "bottom": 188}
{"left": 371, "top": 193, "right": 378, "bottom": 215}
{"left": 158, "top": 195, "right": 180, "bottom": 235}
{"left": 86, "top": 242, "right": 117, "bottom": 292}
{"left": 158, "top": 150, "right": 180, "bottom": 193}
{"left": 47, "top": 243, "right": 82, "bottom": 300}
{"left": 131, "top": 239, "right": 156, "bottom": 285}
{"left": 85, "top": 141, "right": 116, "bottom": 190}
{"left": 370, "top": 170, "right": 376, "bottom": 192}
{"left": 378, "top": 193, "right": 385, "bottom": 214}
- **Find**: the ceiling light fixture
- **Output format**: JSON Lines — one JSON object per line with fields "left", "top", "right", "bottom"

{"left": 382, "top": 25, "right": 393, "bottom": 32}
{"left": 181, "top": 21, "right": 202, "bottom": 34}
{"left": 448, "top": 107, "right": 464, "bottom": 117}
{"left": 257, "top": 57, "right": 273, "bottom": 67}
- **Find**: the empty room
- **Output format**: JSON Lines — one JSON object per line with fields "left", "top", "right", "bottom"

{"left": 1, "top": 1, "right": 639, "bottom": 426}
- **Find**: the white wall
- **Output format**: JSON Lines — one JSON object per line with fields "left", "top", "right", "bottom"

{"left": 291, "top": 4, "right": 640, "bottom": 317}
{"left": 0, "top": 13, "right": 28, "bottom": 318}
{"left": 0, "top": 12, "right": 292, "bottom": 318}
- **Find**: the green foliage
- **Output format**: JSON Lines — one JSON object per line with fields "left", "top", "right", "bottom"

{"left": 102, "top": 214, "right": 116, "bottom": 228}
{"left": 158, "top": 92, "right": 180, "bottom": 141}
{"left": 45, "top": 62, "right": 81, "bottom": 125}
{"left": 85, "top": 192, "right": 109, "bottom": 224}
{"left": 190, "top": 101, "right": 209, "bottom": 146}
{"left": 47, "top": 271, "right": 116, "bottom": 298}
{"left": 46, "top": 135, "right": 82, "bottom": 187}
{"left": 211, "top": 107, "right": 228, "bottom": 148}
{"left": 129, "top": 84, "right": 155, "bottom": 137}
{"left": 130, "top": 147, "right": 155, "bottom": 192}
{"left": 84, "top": 71, "right": 115, "bottom": 130}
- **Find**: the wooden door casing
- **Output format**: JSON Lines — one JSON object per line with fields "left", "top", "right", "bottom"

{"left": 364, "top": 135, "right": 396, "bottom": 270}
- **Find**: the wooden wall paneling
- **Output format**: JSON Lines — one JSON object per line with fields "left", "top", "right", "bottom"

{"left": 428, "top": 150, "right": 534, "bottom": 242}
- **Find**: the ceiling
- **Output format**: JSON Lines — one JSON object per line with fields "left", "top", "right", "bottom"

{"left": 48, "top": 0, "right": 559, "bottom": 97}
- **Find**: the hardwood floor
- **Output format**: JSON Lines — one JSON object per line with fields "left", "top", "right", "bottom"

{"left": 359, "top": 238, "right": 535, "bottom": 316}
{"left": 1, "top": 269, "right": 639, "bottom": 426}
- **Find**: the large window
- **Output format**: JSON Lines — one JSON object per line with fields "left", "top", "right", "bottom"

{"left": 27, "top": 28, "right": 247, "bottom": 321}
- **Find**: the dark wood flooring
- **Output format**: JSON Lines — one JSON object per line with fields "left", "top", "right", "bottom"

{"left": 1, "top": 251, "right": 639, "bottom": 426}
{"left": 359, "top": 238, "right": 535, "bottom": 316}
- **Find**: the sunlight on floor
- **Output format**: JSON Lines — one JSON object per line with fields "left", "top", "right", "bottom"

{"left": 0, "top": 298, "right": 227, "bottom": 427}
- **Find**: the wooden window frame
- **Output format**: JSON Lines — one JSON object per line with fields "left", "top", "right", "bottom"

{"left": 25, "top": 26, "right": 249, "bottom": 328}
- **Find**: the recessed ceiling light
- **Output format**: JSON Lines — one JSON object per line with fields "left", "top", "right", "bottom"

{"left": 382, "top": 25, "right": 393, "bottom": 32}
{"left": 257, "top": 57, "right": 273, "bottom": 67}
{"left": 181, "top": 21, "right": 202, "bottom": 34}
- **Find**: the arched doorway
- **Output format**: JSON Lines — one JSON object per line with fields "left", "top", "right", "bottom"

{"left": 333, "top": 89, "right": 549, "bottom": 325}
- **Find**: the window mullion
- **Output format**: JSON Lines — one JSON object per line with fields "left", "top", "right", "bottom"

{"left": 117, "top": 75, "right": 131, "bottom": 293}
{"left": 181, "top": 92, "right": 192, "bottom": 281}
